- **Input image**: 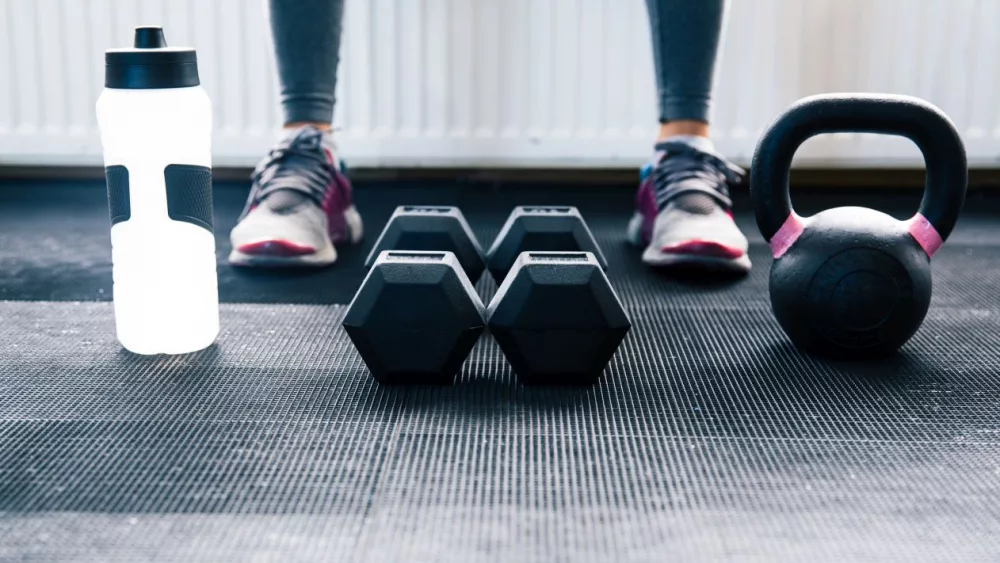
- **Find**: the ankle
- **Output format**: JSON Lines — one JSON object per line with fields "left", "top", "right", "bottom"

{"left": 285, "top": 121, "right": 332, "bottom": 133}
{"left": 657, "top": 120, "right": 710, "bottom": 142}
{"left": 655, "top": 133, "right": 717, "bottom": 158}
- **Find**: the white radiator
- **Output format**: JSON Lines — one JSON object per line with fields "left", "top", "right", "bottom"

{"left": 1, "top": 0, "right": 998, "bottom": 168}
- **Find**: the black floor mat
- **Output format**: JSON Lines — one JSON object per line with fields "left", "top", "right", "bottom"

{"left": 0, "top": 179, "right": 999, "bottom": 561}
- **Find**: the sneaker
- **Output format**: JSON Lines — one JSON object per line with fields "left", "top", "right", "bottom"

{"left": 229, "top": 126, "right": 363, "bottom": 267}
{"left": 626, "top": 140, "right": 751, "bottom": 273}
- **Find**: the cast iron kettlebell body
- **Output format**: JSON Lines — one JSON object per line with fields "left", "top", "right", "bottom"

{"left": 751, "top": 94, "right": 967, "bottom": 358}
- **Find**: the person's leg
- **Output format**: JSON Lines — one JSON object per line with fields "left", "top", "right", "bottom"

{"left": 627, "top": 0, "right": 751, "bottom": 273}
{"left": 271, "top": 0, "right": 343, "bottom": 130}
{"left": 647, "top": 0, "right": 723, "bottom": 138}
{"left": 229, "top": 0, "right": 363, "bottom": 267}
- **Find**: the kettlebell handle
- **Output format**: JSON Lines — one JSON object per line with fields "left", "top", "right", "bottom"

{"left": 751, "top": 94, "right": 967, "bottom": 254}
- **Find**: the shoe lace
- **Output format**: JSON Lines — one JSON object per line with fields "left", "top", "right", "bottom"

{"left": 650, "top": 141, "right": 745, "bottom": 209}
{"left": 240, "top": 128, "right": 340, "bottom": 218}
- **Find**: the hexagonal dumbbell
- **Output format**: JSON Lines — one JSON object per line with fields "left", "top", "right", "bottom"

{"left": 485, "top": 206, "right": 608, "bottom": 285}
{"left": 365, "top": 206, "right": 486, "bottom": 283}
{"left": 486, "top": 252, "right": 631, "bottom": 385}
{"left": 343, "top": 251, "right": 486, "bottom": 385}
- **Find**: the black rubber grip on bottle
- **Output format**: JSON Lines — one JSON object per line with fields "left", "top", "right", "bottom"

{"left": 105, "top": 165, "right": 131, "bottom": 225}
{"left": 164, "top": 164, "right": 214, "bottom": 233}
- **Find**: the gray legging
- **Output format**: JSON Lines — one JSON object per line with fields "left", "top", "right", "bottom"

{"left": 269, "top": 0, "right": 727, "bottom": 126}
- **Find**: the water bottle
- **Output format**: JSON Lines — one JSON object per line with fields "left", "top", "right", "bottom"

{"left": 97, "top": 27, "right": 219, "bottom": 355}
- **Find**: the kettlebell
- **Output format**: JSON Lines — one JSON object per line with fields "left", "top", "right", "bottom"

{"left": 750, "top": 93, "right": 967, "bottom": 359}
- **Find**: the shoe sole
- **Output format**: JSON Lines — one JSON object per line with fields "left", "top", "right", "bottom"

{"left": 228, "top": 205, "right": 364, "bottom": 268}
{"left": 627, "top": 211, "right": 752, "bottom": 273}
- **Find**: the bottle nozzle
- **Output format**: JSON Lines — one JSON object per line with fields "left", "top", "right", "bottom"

{"left": 134, "top": 27, "right": 167, "bottom": 49}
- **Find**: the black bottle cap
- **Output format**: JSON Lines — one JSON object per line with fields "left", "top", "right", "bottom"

{"left": 133, "top": 26, "right": 167, "bottom": 48}
{"left": 105, "top": 27, "right": 200, "bottom": 89}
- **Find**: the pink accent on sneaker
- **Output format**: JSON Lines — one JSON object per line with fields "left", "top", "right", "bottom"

{"left": 237, "top": 240, "right": 318, "bottom": 257}
{"left": 906, "top": 213, "right": 944, "bottom": 257}
{"left": 770, "top": 213, "right": 806, "bottom": 259}
{"left": 636, "top": 178, "right": 659, "bottom": 243}
{"left": 660, "top": 240, "right": 746, "bottom": 259}
{"left": 320, "top": 147, "right": 353, "bottom": 243}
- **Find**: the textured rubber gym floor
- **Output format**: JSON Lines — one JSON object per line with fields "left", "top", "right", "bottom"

{"left": 0, "top": 178, "right": 999, "bottom": 562}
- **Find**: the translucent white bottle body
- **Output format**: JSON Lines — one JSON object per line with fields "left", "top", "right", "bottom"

{"left": 97, "top": 86, "right": 220, "bottom": 355}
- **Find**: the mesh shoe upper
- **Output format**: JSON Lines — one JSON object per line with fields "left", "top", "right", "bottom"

{"left": 240, "top": 127, "right": 351, "bottom": 218}
{"left": 236, "top": 126, "right": 356, "bottom": 244}
{"left": 643, "top": 141, "right": 745, "bottom": 214}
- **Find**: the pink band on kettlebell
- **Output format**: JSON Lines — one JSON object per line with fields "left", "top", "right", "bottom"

{"left": 907, "top": 213, "right": 944, "bottom": 257}
{"left": 770, "top": 213, "right": 805, "bottom": 259}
